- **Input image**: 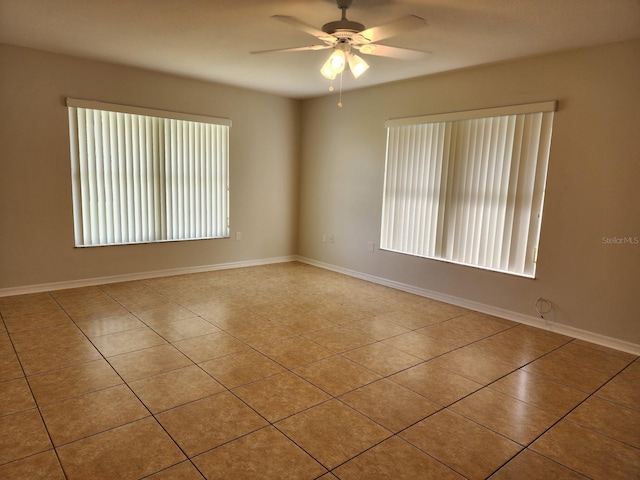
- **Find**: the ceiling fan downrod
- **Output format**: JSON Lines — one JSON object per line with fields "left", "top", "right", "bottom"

{"left": 322, "top": 0, "right": 364, "bottom": 35}
{"left": 337, "top": 0, "right": 353, "bottom": 14}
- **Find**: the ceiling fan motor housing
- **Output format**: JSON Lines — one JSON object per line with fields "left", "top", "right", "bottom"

{"left": 322, "top": 20, "right": 365, "bottom": 35}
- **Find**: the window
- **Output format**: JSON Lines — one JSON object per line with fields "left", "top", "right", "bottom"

{"left": 67, "top": 99, "right": 230, "bottom": 247}
{"left": 380, "top": 101, "right": 556, "bottom": 277}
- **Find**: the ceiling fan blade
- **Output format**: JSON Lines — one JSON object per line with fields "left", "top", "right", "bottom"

{"left": 355, "top": 43, "right": 430, "bottom": 60}
{"left": 271, "top": 15, "right": 337, "bottom": 44}
{"left": 251, "top": 44, "right": 332, "bottom": 54}
{"left": 352, "top": 15, "right": 427, "bottom": 45}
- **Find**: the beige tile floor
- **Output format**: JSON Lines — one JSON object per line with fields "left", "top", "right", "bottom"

{"left": 0, "top": 262, "right": 638, "bottom": 479}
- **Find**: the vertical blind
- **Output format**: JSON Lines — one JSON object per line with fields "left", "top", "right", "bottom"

{"left": 381, "top": 101, "right": 556, "bottom": 277}
{"left": 67, "top": 99, "right": 230, "bottom": 247}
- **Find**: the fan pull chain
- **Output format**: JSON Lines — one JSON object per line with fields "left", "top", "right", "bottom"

{"left": 337, "top": 71, "right": 343, "bottom": 108}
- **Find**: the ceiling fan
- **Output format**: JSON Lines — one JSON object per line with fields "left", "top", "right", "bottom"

{"left": 252, "top": 0, "right": 429, "bottom": 88}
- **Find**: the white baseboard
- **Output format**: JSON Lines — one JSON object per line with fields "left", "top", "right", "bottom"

{"left": 297, "top": 256, "right": 640, "bottom": 356}
{"left": 0, "top": 255, "right": 297, "bottom": 297}
{"left": 3, "top": 254, "right": 638, "bottom": 356}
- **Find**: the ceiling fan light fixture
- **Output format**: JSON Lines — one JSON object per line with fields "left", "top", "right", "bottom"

{"left": 348, "top": 54, "right": 369, "bottom": 78}
{"left": 328, "top": 49, "right": 346, "bottom": 71}
{"left": 320, "top": 49, "right": 346, "bottom": 79}
{"left": 261, "top": 1, "right": 430, "bottom": 90}
{"left": 320, "top": 60, "right": 337, "bottom": 80}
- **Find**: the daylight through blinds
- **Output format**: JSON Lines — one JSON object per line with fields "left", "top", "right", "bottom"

{"left": 380, "top": 102, "right": 555, "bottom": 277}
{"left": 68, "top": 99, "right": 230, "bottom": 246}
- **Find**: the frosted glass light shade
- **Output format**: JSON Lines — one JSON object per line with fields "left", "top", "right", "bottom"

{"left": 348, "top": 54, "right": 369, "bottom": 78}
{"left": 320, "top": 50, "right": 346, "bottom": 79}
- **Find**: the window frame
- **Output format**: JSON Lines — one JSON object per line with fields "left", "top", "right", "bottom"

{"left": 67, "top": 98, "right": 231, "bottom": 247}
{"left": 380, "top": 101, "right": 556, "bottom": 278}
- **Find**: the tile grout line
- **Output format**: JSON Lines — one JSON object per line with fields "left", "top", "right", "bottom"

{"left": 51, "top": 291, "right": 195, "bottom": 478}
{"left": 0, "top": 298, "right": 551, "bottom": 478}
{"left": 461, "top": 339, "right": 638, "bottom": 478}
{"left": 4, "top": 293, "right": 71, "bottom": 479}
{"left": 97, "top": 280, "right": 339, "bottom": 476}
{"left": 2, "top": 265, "right": 637, "bottom": 478}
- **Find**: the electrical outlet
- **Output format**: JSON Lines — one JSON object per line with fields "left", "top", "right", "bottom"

{"left": 367, "top": 241, "right": 374, "bottom": 252}
{"left": 328, "top": 234, "right": 334, "bottom": 244}
{"left": 235, "top": 232, "right": 242, "bottom": 241}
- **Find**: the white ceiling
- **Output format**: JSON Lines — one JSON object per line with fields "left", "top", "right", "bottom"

{"left": 1, "top": 0, "right": 639, "bottom": 99}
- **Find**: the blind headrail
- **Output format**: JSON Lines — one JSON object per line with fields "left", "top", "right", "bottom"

{"left": 66, "top": 98, "right": 232, "bottom": 127}
{"left": 385, "top": 101, "right": 557, "bottom": 128}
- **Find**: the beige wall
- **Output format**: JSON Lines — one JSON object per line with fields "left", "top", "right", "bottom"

{"left": 0, "top": 44, "right": 301, "bottom": 288}
{"left": 2, "top": 40, "right": 639, "bottom": 345}
{"left": 298, "top": 39, "right": 640, "bottom": 344}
